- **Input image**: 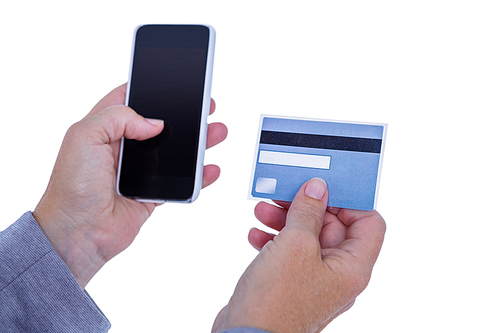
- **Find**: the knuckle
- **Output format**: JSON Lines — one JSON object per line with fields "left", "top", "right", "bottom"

{"left": 64, "top": 121, "right": 84, "bottom": 142}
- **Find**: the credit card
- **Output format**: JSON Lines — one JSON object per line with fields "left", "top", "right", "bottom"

{"left": 249, "top": 115, "right": 387, "bottom": 211}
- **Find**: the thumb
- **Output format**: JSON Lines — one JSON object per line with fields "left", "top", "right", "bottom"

{"left": 284, "top": 178, "right": 329, "bottom": 237}
{"left": 81, "top": 105, "right": 164, "bottom": 144}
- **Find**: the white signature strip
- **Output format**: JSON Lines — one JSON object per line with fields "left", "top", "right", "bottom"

{"left": 258, "top": 150, "right": 331, "bottom": 170}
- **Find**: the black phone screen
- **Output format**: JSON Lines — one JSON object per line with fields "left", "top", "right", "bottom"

{"left": 118, "top": 25, "right": 210, "bottom": 201}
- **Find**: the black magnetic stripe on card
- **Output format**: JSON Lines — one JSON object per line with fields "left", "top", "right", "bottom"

{"left": 260, "top": 130, "right": 382, "bottom": 154}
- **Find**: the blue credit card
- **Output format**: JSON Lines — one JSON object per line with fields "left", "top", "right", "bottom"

{"left": 249, "top": 116, "right": 387, "bottom": 211}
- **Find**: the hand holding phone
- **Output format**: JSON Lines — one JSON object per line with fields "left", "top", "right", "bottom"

{"left": 117, "top": 24, "right": 216, "bottom": 203}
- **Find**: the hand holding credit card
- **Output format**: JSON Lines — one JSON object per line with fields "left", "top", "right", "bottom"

{"left": 249, "top": 116, "right": 387, "bottom": 211}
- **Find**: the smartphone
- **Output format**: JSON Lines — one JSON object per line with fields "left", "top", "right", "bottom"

{"left": 117, "top": 24, "right": 215, "bottom": 203}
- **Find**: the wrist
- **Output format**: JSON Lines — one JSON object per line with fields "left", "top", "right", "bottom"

{"left": 33, "top": 199, "right": 106, "bottom": 289}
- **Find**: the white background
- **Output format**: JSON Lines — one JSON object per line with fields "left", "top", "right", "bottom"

{"left": 1, "top": 1, "right": 499, "bottom": 332}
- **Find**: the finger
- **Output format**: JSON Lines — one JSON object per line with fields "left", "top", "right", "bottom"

{"left": 284, "top": 178, "right": 328, "bottom": 237}
{"left": 86, "top": 84, "right": 127, "bottom": 117}
{"left": 210, "top": 98, "right": 216, "bottom": 115}
{"left": 78, "top": 105, "right": 164, "bottom": 145}
{"left": 319, "top": 215, "right": 348, "bottom": 249}
{"left": 335, "top": 209, "right": 386, "bottom": 267}
{"left": 248, "top": 227, "right": 276, "bottom": 251}
{"left": 337, "top": 209, "right": 383, "bottom": 228}
{"left": 326, "top": 206, "right": 341, "bottom": 215}
{"left": 254, "top": 201, "right": 287, "bottom": 232}
{"left": 273, "top": 200, "right": 291, "bottom": 210}
{"left": 206, "top": 122, "right": 228, "bottom": 149}
{"left": 202, "top": 164, "right": 221, "bottom": 188}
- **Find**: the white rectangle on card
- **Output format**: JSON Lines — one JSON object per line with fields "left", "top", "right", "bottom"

{"left": 258, "top": 151, "right": 331, "bottom": 170}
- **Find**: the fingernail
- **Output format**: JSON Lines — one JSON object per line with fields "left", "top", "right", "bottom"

{"left": 304, "top": 178, "right": 327, "bottom": 200}
{"left": 145, "top": 118, "right": 164, "bottom": 126}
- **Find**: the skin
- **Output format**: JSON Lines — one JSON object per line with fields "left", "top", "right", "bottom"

{"left": 212, "top": 178, "right": 386, "bottom": 333}
{"left": 33, "top": 84, "right": 228, "bottom": 289}
{"left": 31, "top": 85, "right": 385, "bottom": 332}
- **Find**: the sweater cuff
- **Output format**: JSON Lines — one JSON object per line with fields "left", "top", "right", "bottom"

{"left": 0, "top": 212, "right": 111, "bottom": 332}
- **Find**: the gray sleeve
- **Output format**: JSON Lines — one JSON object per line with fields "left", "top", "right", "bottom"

{"left": 0, "top": 212, "right": 111, "bottom": 333}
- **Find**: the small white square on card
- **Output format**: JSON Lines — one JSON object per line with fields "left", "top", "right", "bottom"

{"left": 255, "top": 177, "right": 277, "bottom": 194}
